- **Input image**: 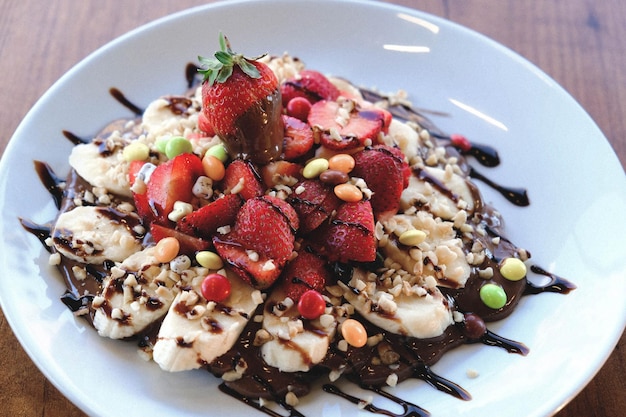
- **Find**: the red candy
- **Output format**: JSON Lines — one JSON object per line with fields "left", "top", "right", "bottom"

{"left": 201, "top": 273, "right": 232, "bottom": 302}
{"left": 450, "top": 133, "right": 472, "bottom": 152}
{"left": 297, "top": 290, "right": 326, "bottom": 320}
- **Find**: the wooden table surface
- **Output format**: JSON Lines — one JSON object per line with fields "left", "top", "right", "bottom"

{"left": 1, "top": 1, "right": 624, "bottom": 416}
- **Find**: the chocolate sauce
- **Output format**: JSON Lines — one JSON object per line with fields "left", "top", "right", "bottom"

{"left": 19, "top": 74, "right": 576, "bottom": 417}
{"left": 34, "top": 161, "right": 65, "bottom": 209}
{"left": 221, "top": 90, "right": 284, "bottom": 164}
{"left": 469, "top": 167, "right": 530, "bottom": 207}
{"left": 109, "top": 87, "right": 144, "bottom": 116}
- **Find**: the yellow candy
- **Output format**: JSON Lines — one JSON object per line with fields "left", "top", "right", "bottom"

{"left": 154, "top": 237, "right": 180, "bottom": 263}
{"left": 334, "top": 183, "right": 363, "bottom": 202}
{"left": 196, "top": 251, "right": 224, "bottom": 270}
{"left": 499, "top": 257, "right": 527, "bottom": 281}
{"left": 341, "top": 318, "right": 367, "bottom": 348}
{"left": 328, "top": 154, "right": 355, "bottom": 174}
{"left": 122, "top": 142, "right": 150, "bottom": 162}
{"left": 302, "top": 158, "right": 329, "bottom": 179}
{"left": 398, "top": 229, "right": 427, "bottom": 246}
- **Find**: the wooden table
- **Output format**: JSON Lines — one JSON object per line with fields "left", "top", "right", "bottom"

{"left": 1, "top": 1, "right": 624, "bottom": 416}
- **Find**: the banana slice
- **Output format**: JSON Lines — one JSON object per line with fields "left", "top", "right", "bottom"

{"left": 69, "top": 143, "right": 131, "bottom": 197}
{"left": 400, "top": 166, "right": 475, "bottom": 220}
{"left": 260, "top": 288, "right": 337, "bottom": 373}
{"left": 92, "top": 247, "right": 176, "bottom": 339}
{"left": 52, "top": 205, "right": 142, "bottom": 264}
{"left": 152, "top": 269, "right": 263, "bottom": 372}
{"left": 340, "top": 269, "right": 453, "bottom": 339}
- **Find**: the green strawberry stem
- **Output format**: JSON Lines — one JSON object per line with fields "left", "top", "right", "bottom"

{"left": 198, "top": 32, "right": 265, "bottom": 85}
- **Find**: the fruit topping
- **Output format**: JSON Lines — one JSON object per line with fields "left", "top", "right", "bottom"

{"left": 310, "top": 199, "right": 376, "bottom": 263}
{"left": 281, "top": 250, "right": 330, "bottom": 302}
{"left": 281, "top": 114, "right": 314, "bottom": 161}
{"left": 199, "top": 33, "right": 283, "bottom": 164}
{"left": 308, "top": 99, "right": 391, "bottom": 151}
{"left": 351, "top": 145, "right": 410, "bottom": 219}
{"left": 281, "top": 69, "right": 340, "bottom": 105}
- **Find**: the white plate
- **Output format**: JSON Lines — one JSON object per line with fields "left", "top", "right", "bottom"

{"left": 1, "top": 0, "right": 625, "bottom": 416}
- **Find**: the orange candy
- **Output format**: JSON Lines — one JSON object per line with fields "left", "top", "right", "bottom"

{"left": 328, "top": 153, "right": 355, "bottom": 174}
{"left": 154, "top": 237, "right": 180, "bottom": 263}
{"left": 334, "top": 183, "right": 363, "bottom": 202}
{"left": 202, "top": 154, "right": 226, "bottom": 181}
{"left": 341, "top": 318, "right": 368, "bottom": 347}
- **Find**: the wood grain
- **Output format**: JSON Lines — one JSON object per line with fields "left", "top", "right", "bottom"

{"left": 0, "top": 1, "right": 624, "bottom": 416}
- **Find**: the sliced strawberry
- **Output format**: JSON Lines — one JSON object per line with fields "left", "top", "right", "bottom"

{"left": 212, "top": 238, "right": 281, "bottom": 290}
{"left": 128, "top": 160, "right": 155, "bottom": 224}
{"left": 150, "top": 223, "right": 212, "bottom": 255}
{"left": 282, "top": 115, "right": 314, "bottom": 161}
{"left": 311, "top": 200, "right": 376, "bottom": 263}
{"left": 146, "top": 153, "right": 204, "bottom": 226}
{"left": 351, "top": 145, "right": 409, "bottom": 219}
{"left": 259, "top": 160, "right": 303, "bottom": 188}
{"left": 219, "top": 159, "right": 264, "bottom": 200}
{"left": 281, "top": 250, "right": 331, "bottom": 302}
{"left": 213, "top": 196, "right": 298, "bottom": 289}
{"left": 288, "top": 179, "right": 341, "bottom": 234}
{"left": 177, "top": 194, "right": 242, "bottom": 239}
{"left": 308, "top": 100, "right": 388, "bottom": 151}
{"left": 281, "top": 70, "right": 340, "bottom": 105}
{"left": 234, "top": 196, "right": 298, "bottom": 262}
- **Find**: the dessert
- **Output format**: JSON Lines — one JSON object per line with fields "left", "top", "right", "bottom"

{"left": 21, "top": 34, "right": 575, "bottom": 415}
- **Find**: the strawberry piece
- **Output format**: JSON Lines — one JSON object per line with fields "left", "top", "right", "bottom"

{"left": 234, "top": 196, "right": 299, "bottom": 261}
{"left": 281, "top": 250, "right": 331, "bottom": 302}
{"left": 212, "top": 238, "right": 282, "bottom": 290}
{"left": 213, "top": 196, "right": 299, "bottom": 289}
{"left": 220, "top": 159, "right": 264, "bottom": 200}
{"left": 199, "top": 33, "right": 283, "bottom": 164}
{"left": 282, "top": 114, "right": 314, "bottom": 161}
{"left": 288, "top": 179, "right": 341, "bottom": 234}
{"left": 281, "top": 70, "right": 340, "bottom": 105}
{"left": 146, "top": 153, "right": 204, "bottom": 226}
{"left": 150, "top": 223, "right": 212, "bottom": 255}
{"left": 197, "top": 110, "right": 216, "bottom": 137}
{"left": 308, "top": 100, "right": 390, "bottom": 151}
{"left": 351, "top": 145, "right": 409, "bottom": 219}
{"left": 177, "top": 194, "right": 242, "bottom": 239}
{"left": 311, "top": 200, "right": 376, "bottom": 263}
{"left": 260, "top": 160, "right": 302, "bottom": 188}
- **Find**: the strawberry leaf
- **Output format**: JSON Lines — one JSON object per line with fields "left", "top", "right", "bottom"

{"left": 198, "top": 32, "right": 265, "bottom": 86}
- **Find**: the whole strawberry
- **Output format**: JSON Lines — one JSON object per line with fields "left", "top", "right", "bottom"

{"left": 199, "top": 33, "right": 283, "bottom": 164}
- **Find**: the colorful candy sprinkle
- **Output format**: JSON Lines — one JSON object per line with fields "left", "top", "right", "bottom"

{"left": 154, "top": 237, "right": 180, "bottom": 263}
{"left": 302, "top": 158, "right": 329, "bottom": 179}
{"left": 499, "top": 257, "right": 527, "bottom": 281}
{"left": 341, "top": 318, "right": 368, "bottom": 348}
{"left": 479, "top": 283, "right": 507, "bottom": 309}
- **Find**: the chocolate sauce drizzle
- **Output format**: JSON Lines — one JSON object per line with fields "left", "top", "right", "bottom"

{"left": 19, "top": 66, "right": 577, "bottom": 417}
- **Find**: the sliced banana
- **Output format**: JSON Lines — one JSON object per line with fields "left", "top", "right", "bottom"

{"left": 152, "top": 269, "right": 262, "bottom": 372}
{"left": 400, "top": 166, "right": 475, "bottom": 220}
{"left": 340, "top": 269, "right": 453, "bottom": 340}
{"left": 260, "top": 288, "right": 337, "bottom": 373}
{"left": 92, "top": 247, "right": 176, "bottom": 339}
{"left": 69, "top": 143, "right": 131, "bottom": 197}
{"left": 52, "top": 205, "right": 142, "bottom": 264}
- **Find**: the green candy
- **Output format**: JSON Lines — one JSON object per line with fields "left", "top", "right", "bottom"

{"left": 165, "top": 136, "right": 193, "bottom": 158}
{"left": 206, "top": 144, "right": 228, "bottom": 162}
{"left": 479, "top": 283, "right": 507, "bottom": 309}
